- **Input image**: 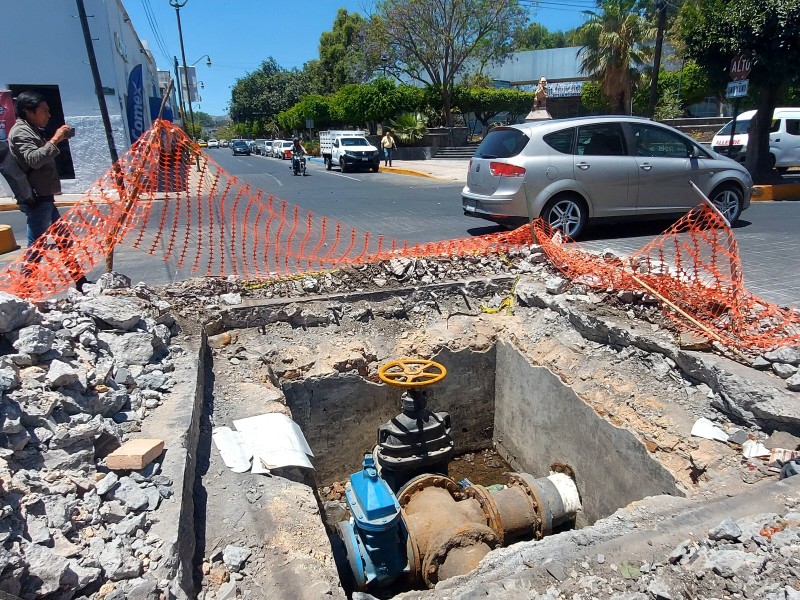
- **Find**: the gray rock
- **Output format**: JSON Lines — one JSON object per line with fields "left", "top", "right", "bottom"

{"left": 96, "top": 271, "right": 132, "bottom": 291}
{"left": 708, "top": 517, "right": 742, "bottom": 541}
{"left": 152, "top": 323, "right": 171, "bottom": 347}
{"left": 99, "top": 538, "right": 142, "bottom": 580}
{"left": 144, "top": 486, "right": 161, "bottom": 511}
{"left": 42, "top": 440, "right": 94, "bottom": 470}
{"left": 0, "top": 364, "right": 20, "bottom": 392}
{"left": 99, "top": 501, "right": 128, "bottom": 524}
{"left": 127, "top": 576, "right": 160, "bottom": 599}
{"left": 764, "top": 346, "right": 800, "bottom": 366}
{"left": 110, "top": 477, "right": 149, "bottom": 512}
{"left": 772, "top": 362, "right": 798, "bottom": 379}
{"left": 48, "top": 418, "right": 102, "bottom": 450}
{"left": 45, "top": 359, "right": 80, "bottom": 388}
{"left": 787, "top": 372, "right": 800, "bottom": 392}
{"left": 26, "top": 516, "right": 52, "bottom": 545}
{"left": 95, "top": 389, "right": 129, "bottom": 417}
{"left": 222, "top": 544, "right": 251, "bottom": 572}
{"left": 113, "top": 513, "right": 146, "bottom": 537}
{"left": 752, "top": 356, "right": 772, "bottom": 369}
{"left": 13, "top": 325, "right": 55, "bottom": 355}
{"left": 22, "top": 543, "right": 73, "bottom": 596}
{"left": 544, "top": 560, "right": 568, "bottom": 582}
{"left": 96, "top": 472, "right": 119, "bottom": 496}
{"left": 66, "top": 558, "right": 102, "bottom": 589}
{"left": 136, "top": 370, "right": 168, "bottom": 391}
{"left": 702, "top": 548, "right": 766, "bottom": 579}
{"left": 546, "top": 277, "right": 569, "bottom": 295}
{"left": 99, "top": 331, "right": 159, "bottom": 366}
{"left": 81, "top": 296, "right": 143, "bottom": 331}
{"left": 114, "top": 365, "right": 134, "bottom": 386}
{"left": 647, "top": 577, "right": 674, "bottom": 600}
{"left": 765, "top": 431, "right": 800, "bottom": 450}
{"left": 0, "top": 293, "right": 41, "bottom": 333}
{"left": 728, "top": 429, "right": 750, "bottom": 445}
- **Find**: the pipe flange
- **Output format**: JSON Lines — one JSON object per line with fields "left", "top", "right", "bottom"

{"left": 464, "top": 485, "right": 505, "bottom": 545}
{"left": 507, "top": 473, "right": 545, "bottom": 539}
{"left": 403, "top": 521, "right": 423, "bottom": 582}
{"left": 421, "top": 525, "right": 499, "bottom": 588}
{"left": 397, "top": 473, "right": 462, "bottom": 507}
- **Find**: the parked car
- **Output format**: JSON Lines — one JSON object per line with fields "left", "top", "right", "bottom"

{"left": 231, "top": 140, "right": 251, "bottom": 156}
{"left": 276, "top": 140, "right": 294, "bottom": 160}
{"left": 221, "top": 140, "right": 229, "bottom": 148}
{"left": 711, "top": 107, "right": 800, "bottom": 172}
{"left": 261, "top": 140, "right": 274, "bottom": 156}
{"left": 251, "top": 139, "right": 267, "bottom": 155}
{"left": 207, "top": 139, "right": 219, "bottom": 148}
{"left": 198, "top": 140, "right": 208, "bottom": 148}
{"left": 270, "top": 140, "right": 284, "bottom": 158}
{"left": 461, "top": 115, "right": 752, "bottom": 239}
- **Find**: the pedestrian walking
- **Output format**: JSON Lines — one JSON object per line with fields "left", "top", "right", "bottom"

{"left": 381, "top": 129, "right": 397, "bottom": 167}
{"left": 8, "top": 91, "right": 88, "bottom": 290}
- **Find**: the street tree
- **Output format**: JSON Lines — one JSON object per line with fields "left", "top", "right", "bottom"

{"left": 229, "top": 57, "right": 322, "bottom": 134}
{"left": 679, "top": 0, "right": 800, "bottom": 182}
{"left": 372, "top": 0, "right": 526, "bottom": 126}
{"left": 576, "top": 0, "right": 656, "bottom": 114}
{"left": 514, "top": 22, "right": 575, "bottom": 50}
{"left": 318, "top": 9, "right": 370, "bottom": 92}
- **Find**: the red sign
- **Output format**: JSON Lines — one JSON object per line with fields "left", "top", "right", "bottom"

{"left": 0, "top": 90, "right": 15, "bottom": 143}
{"left": 730, "top": 55, "right": 751, "bottom": 81}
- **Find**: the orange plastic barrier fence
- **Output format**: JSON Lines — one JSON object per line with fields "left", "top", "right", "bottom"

{"left": 0, "top": 120, "right": 796, "bottom": 353}
{"left": 0, "top": 120, "right": 531, "bottom": 301}
{"left": 532, "top": 203, "right": 800, "bottom": 352}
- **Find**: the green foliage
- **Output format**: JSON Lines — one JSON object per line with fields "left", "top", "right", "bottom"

{"left": 679, "top": 0, "right": 800, "bottom": 180}
{"left": 456, "top": 87, "right": 534, "bottom": 127}
{"left": 576, "top": 0, "right": 656, "bottom": 113}
{"left": 182, "top": 121, "right": 203, "bottom": 140}
{"left": 193, "top": 111, "right": 215, "bottom": 128}
{"left": 514, "top": 22, "right": 576, "bottom": 50}
{"left": 373, "top": 0, "right": 526, "bottom": 125}
{"left": 318, "top": 9, "right": 370, "bottom": 93}
{"left": 388, "top": 113, "right": 427, "bottom": 144}
{"left": 581, "top": 81, "right": 611, "bottom": 112}
{"left": 277, "top": 95, "right": 332, "bottom": 131}
{"left": 631, "top": 61, "right": 710, "bottom": 115}
{"left": 328, "top": 79, "right": 420, "bottom": 128}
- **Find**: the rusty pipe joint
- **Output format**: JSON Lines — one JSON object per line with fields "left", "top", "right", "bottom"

{"left": 397, "top": 475, "right": 498, "bottom": 588}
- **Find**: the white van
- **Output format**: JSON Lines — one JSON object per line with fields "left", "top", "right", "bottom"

{"left": 712, "top": 107, "right": 800, "bottom": 172}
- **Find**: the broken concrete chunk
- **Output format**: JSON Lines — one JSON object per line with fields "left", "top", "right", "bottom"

{"left": 786, "top": 371, "right": 800, "bottom": 392}
{"left": 763, "top": 346, "right": 800, "bottom": 366}
{"left": 708, "top": 517, "right": 742, "bottom": 541}
{"left": 13, "top": 325, "right": 55, "bottom": 355}
{"left": 106, "top": 438, "right": 164, "bottom": 471}
{"left": 772, "top": 362, "right": 798, "bottom": 379}
{"left": 0, "top": 291, "right": 41, "bottom": 333}
{"left": 81, "top": 296, "right": 143, "bottom": 331}
{"left": 110, "top": 477, "right": 149, "bottom": 512}
{"left": 545, "top": 277, "right": 568, "bottom": 295}
{"left": 96, "top": 472, "right": 119, "bottom": 496}
{"left": 222, "top": 544, "right": 251, "bottom": 572}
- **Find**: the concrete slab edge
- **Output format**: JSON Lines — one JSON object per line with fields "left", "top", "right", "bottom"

{"left": 143, "top": 331, "right": 207, "bottom": 599}
{"left": 515, "top": 279, "right": 800, "bottom": 436}
{"left": 210, "top": 276, "right": 516, "bottom": 335}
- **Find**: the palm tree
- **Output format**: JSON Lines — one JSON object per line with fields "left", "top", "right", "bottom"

{"left": 577, "top": 0, "right": 656, "bottom": 114}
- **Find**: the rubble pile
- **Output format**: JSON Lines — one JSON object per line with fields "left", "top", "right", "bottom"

{"left": 0, "top": 275, "right": 182, "bottom": 599}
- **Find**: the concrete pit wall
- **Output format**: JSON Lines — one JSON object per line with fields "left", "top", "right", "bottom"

{"left": 494, "top": 340, "right": 682, "bottom": 525}
{"left": 282, "top": 346, "right": 496, "bottom": 485}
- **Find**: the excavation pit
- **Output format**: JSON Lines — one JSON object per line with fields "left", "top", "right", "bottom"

{"left": 283, "top": 342, "right": 681, "bottom": 532}
{"left": 195, "top": 275, "right": 795, "bottom": 599}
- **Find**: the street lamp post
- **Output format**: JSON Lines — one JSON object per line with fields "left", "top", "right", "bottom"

{"left": 169, "top": 0, "right": 197, "bottom": 139}
{"left": 381, "top": 54, "right": 388, "bottom": 78}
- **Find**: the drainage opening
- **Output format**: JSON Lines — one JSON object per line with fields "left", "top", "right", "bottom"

{"left": 281, "top": 340, "right": 680, "bottom": 595}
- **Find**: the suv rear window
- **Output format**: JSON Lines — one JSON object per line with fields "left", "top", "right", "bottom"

{"left": 474, "top": 128, "right": 529, "bottom": 159}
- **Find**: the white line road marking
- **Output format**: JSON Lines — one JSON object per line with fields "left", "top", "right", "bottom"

{"left": 264, "top": 173, "right": 283, "bottom": 187}
{"left": 325, "top": 172, "right": 362, "bottom": 181}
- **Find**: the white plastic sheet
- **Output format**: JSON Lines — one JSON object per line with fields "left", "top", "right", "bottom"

{"left": 690, "top": 417, "right": 729, "bottom": 443}
{"left": 233, "top": 413, "right": 314, "bottom": 471}
{"left": 211, "top": 427, "right": 252, "bottom": 473}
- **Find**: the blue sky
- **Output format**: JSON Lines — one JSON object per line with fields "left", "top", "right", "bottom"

{"left": 125, "top": 0, "right": 593, "bottom": 116}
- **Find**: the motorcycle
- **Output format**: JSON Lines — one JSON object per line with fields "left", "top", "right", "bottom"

{"left": 291, "top": 151, "right": 307, "bottom": 176}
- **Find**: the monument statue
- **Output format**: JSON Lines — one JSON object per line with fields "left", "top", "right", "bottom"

{"left": 525, "top": 76, "right": 552, "bottom": 122}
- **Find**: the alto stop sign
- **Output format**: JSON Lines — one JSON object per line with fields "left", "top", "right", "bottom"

{"left": 730, "top": 55, "right": 751, "bottom": 81}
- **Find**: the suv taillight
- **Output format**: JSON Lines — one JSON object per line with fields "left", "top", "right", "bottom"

{"left": 489, "top": 162, "right": 526, "bottom": 177}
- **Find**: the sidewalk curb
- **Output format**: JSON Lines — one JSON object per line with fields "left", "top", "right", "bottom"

{"left": 751, "top": 182, "right": 800, "bottom": 202}
{"left": 305, "top": 156, "right": 444, "bottom": 180}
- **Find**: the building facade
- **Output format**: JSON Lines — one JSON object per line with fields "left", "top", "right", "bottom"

{"left": 0, "top": 0, "right": 167, "bottom": 196}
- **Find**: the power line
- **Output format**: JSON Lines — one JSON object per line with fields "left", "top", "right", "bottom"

{"left": 139, "top": 0, "right": 173, "bottom": 66}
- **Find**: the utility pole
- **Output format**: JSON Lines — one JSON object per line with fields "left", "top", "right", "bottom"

{"left": 75, "top": 0, "right": 122, "bottom": 272}
{"left": 170, "top": 0, "right": 197, "bottom": 140}
{"left": 647, "top": 0, "right": 667, "bottom": 120}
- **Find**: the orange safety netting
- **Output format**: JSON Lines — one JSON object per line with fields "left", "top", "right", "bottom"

{"left": 532, "top": 203, "right": 800, "bottom": 352}
{"left": 0, "top": 119, "right": 796, "bottom": 353}
{"left": 0, "top": 120, "right": 531, "bottom": 301}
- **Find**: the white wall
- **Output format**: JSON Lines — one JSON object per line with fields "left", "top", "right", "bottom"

{"left": 0, "top": 0, "right": 158, "bottom": 195}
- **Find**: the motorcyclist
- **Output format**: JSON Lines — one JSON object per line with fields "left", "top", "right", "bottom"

{"left": 290, "top": 137, "right": 307, "bottom": 173}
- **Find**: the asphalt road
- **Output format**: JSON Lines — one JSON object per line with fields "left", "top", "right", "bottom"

{"left": 1, "top": 150, "right": 798, "bottom": 307}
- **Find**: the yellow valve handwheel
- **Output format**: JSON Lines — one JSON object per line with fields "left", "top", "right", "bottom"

{"left": 378, "top": 358, "right": 447, "bottom": 387}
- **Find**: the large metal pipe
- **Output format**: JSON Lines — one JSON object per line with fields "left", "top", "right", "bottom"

{"left": 395, "top": 471, "right": 581, "bottom": 588}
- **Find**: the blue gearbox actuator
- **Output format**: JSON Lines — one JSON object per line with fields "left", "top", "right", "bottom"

{"left": 336, "top": 454, "right": 410, "bottom": 589}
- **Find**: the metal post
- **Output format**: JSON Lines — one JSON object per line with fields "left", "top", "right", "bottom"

{"left": 646, "top": 0, "right": 667, "bottom": 119}
{"left": 75, "top": 0, "right": 122, "bottom": 272}
{"left": 171, "top": 0, "right": 196, "bottom": 140}
{"left": 728, "top": 98, "right": 740, "bottom": 157}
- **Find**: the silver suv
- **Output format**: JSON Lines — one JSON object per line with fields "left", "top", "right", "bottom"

{"left": 462, "top": 116, "right": 752, "bottom": 239}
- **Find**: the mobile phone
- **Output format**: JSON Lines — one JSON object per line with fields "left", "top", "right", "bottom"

{"left": 65, "top": 126, "right": 75, "bottom": 139}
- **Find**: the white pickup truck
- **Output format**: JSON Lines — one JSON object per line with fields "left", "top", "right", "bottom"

{"left": 319, "top": 130, "right": 381, "bottom": 173}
